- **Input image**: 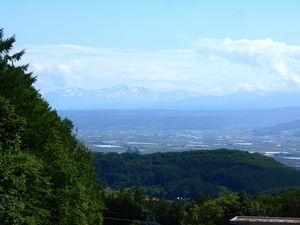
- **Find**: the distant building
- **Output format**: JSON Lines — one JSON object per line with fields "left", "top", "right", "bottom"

{"left": 230, "top": 216, "right": 300, "bottom": 225}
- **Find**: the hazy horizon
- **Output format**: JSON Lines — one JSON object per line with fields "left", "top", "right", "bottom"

{"left": 2, "top": 0, "right": 300, "bottom": 100}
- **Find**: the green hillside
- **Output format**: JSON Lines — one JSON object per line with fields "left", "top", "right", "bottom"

{"left": 93, "top": 149, "right": 300, "bottom": 199}
{"left": 0, "top": 30, "right": 103, "bottom": 224}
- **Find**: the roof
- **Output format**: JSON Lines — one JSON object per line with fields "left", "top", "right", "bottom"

{"left": 230, "top": 216, "right": 300, "bottom": 225}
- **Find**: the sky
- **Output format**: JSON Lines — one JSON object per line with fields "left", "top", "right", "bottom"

{"left": 1, "top": 0, "right": 300, "bottom": 94}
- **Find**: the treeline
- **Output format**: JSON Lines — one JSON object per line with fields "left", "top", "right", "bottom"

{"left": 102, "top": 187, "right": 300, "bottom": 225}
{"left": 0, "top": 30, "right": 103, "bottom": 224}
{"left": 93, "top": 150, "right": 300, "bottom": 199}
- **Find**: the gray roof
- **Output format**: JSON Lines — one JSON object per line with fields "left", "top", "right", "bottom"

{"left": 230, "top": 216, "right": 300, "bottom": 225}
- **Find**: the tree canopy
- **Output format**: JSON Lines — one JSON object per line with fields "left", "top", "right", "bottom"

{"left": 0, "top": 29, "right": 103, "bottom": 225}
{"left": 93, "top": 149, "right": 300, "bottom": 199}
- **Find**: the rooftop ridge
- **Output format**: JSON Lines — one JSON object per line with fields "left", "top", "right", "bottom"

{"left": 230, "top": 216, "right": 300, "bottom": 224}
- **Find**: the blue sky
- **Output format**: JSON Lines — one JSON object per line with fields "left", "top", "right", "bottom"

{"left": 2, "top": 0, "right": 300, "bottom": 94}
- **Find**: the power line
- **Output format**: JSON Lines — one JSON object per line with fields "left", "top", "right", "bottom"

{"left": 105, "top": 211, "right": 144, "bottom": 216}
{"left": 103, "top": 216, "right": 140, "bottom": 222}
{"left": 103, "top": 214, "right": 160, "bottom": 225}
{"left": 103, "top": 209, "right": 160, "bottom": 224}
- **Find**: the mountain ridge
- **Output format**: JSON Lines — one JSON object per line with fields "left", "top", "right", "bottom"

{"left": 44, "top": 85, "right": 300, "bottom": 110}
{"left": 253, "top": 119, "right": 300, "bottom": 136}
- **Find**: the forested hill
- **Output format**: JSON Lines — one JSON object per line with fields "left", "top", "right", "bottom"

{"left": 0, "top": 31, "right": 103, "bottom": 224}
{"left": 93, "top": 149, "right": 300, "bottom": 199}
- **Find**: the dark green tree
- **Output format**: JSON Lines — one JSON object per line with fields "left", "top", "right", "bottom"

{"left": 0, "top": 29, "right": 104, "bottom": 224}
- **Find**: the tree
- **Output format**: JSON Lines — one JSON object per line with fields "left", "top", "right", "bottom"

{"left": 0, "top": 29, "right": 104, "bottom": 224}
{"left": 281, "top": 189, "right": 300, "bottom": 217}
{"left": 0, "top": 97, "right": 51, "bottom": 224}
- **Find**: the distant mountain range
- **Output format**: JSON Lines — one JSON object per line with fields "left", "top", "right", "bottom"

{"left": 44, "top": 85, "right": 198, "bottom": 110}
{"left": 44, "top": 85, "right": 300, "bottom": 110}
{"left": 253, "top": 119, "right": 300, "bottom": 136}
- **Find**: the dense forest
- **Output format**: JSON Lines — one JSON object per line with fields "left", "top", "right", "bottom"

{"left": 101, "top": 186, "right": 300, "bottom": 225}
{"left": 0, "top": 30, "right": 103, "bottom": 224}
{"left": 93, "top": 150, "right": 300, "bottom": 199}
{"left": 2, "top": 29, "right": 300, "bottom": 225}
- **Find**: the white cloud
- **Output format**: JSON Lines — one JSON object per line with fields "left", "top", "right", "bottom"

{"left": 195, "top": 38, "right": 300, "bottom": 90}
{"left": 58, "top": 64, "right": 71, "bottom": 74}
{"left": 19, "top": 39, "right": 300, "bottom": 94}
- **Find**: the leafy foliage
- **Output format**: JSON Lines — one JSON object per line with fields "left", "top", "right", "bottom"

{"left": 93, "top": 149, "right": 300, "bottom": 199}
{"left": 0, "top": 29, "right": 103, "bottom": 224}
{"left": 102, "top": 187, "right": 300, "bottom": 225}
